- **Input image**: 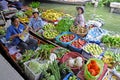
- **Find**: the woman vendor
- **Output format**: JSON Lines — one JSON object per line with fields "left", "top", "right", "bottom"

{"left": 74, "top": 6, "right": 85, "bottom": 27}
{"left": 6, "top": 16, "right": 38, "bottom": 53}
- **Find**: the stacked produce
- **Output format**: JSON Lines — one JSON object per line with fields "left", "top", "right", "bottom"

{"left": 83, "top": 43, "right": 103, "bottom": 56}
{"left": 41, "top": 9, "right": 63, "bottom": 21}
{"left": 43, "top": 23, "right": 59, "bottom": 40}
{"left": 63, "top": 73, "right": 78, "bottom": 80}
{"left": 60, "top": 52, "right": 84, "bottom": 73}
{"left": 0, "top": 26, "right": 5, "bottom": 35}
{"left": 29, "top": 1, "right": 40, "bottom": 8}
{"left": 70, "top": 25, "right": 88, "bottom": 37}
{"left": 56, "top": 17, "right": 74, "bottom": 33}
{"left": 60, "top": 34, "right": 75, "bottom": 42}
{"left": 28, "top": 60, "right": 49, "bottom": 74}
{"left": 71, "top": 39, "right": 86, "bottom": 48}
{"left": 16, "top": 11, "right": 29, "bottom": 23}
{"left": 84, "top": 58, "right": 104, "bottom": 80}
{"left": 101, "top": 35, "right": 120, "bottom": 48}
{"left": 51, "top": 47, "right": 69, "bottom": 58}
{"left": 102, "top": 49, "right": 120, "bottom": 72}
{"left": 66, "top": 57, "right": 83, "bottom": 68}
{"left": 20, "top": 50, "right": 39, "bottom": 64}
{"left": 40, "top": 61, "right": 72, "bottom": 80}
{"left": 37, "top": 44, "right": 55, "bottom": 60}
{"left": 68, "top": 75, "right": 78, "bottom": 80}
{"left": 43, "top": 23, "right": 55, "bottom": 31}
{"left": 43, "top": 30, "right": 59, "bottom": 40}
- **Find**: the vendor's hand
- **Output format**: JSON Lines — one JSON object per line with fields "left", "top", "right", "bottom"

{"left": 17, "top": 33, "right": 23, "bottom": 37}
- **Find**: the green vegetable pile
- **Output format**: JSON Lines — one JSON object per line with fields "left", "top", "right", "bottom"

{"left": 103, "top": 49, "right": 120, "bottom": 71}
{"left": 29, "top": 60, "right": 42, "bottom": 74}
{"left": 52, "top": 47, "right": 69, "bottom": 58}
{"left": 83, "top": 43, "right": 103, "bottom": 56}
{"left": 0, "top": 29, "right": 5, "bottom": 35}
{"left": 101, "top": 35, "right": 120, "bottom": 48}
{"left": 28, "top": 60, "right": 49, "bottom": 74}
{"left": 40, "top": 61, "right": 72, "bottom": 80}
{"left": 69, "top": 75, "right": 77, "bottom": 80}
{"left": 37, "top": 44, "right": 55, "bottom": 60}
{"left": 43, "top": 30, "right": 59, "bottom": 40}
{"left": 56, "top": 17, "right": 74, "bottom": 33}
{"left": 43, "top": 23, "right": 55, "bottom": 31}
{"left": 29, "top": 2, "right": 40, "bottom": 8}
{"left": 19, "top": 50, "right": 40, "bottom": 65}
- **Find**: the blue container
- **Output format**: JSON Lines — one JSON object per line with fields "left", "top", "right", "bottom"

{"left": 63, "top": 73, "right": 80, "bottom": 80}
{"left": 55, "top": 32, "right": 78, "bottom": 47}
{"left": 68, "top": 44, "right": 82, "bottom": 53}
{"left": 88, "top": 40, "right": 101, "bottom": 45}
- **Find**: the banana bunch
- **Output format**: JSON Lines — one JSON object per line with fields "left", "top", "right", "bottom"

{"left": 102, "top": 55, "right": 115, "bottom": 67}
{"left": 19, "top": 17, "right": 29, "bottom": 23}
{"left": 41, "top": 9, "right": 64, "bottom": 21}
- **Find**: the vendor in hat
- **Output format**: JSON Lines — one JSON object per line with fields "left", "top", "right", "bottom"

{"left": 74, "top": 6, "right": 85, "bottom": 27}
{"left": 28, "top": 9, "right": 45, "bottom": 33}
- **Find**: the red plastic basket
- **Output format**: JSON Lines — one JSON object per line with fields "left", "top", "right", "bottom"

{"left": 60, "top": 52, "right": 84, "bottom": 73}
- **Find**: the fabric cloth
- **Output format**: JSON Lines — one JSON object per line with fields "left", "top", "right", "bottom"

{"left": 6, "top": 23, "right": 25, "bottom": 45}
{"left": 0, "top": 0, "right": 8, "bottom": 10}
{"left": 74, "top": 14, "right": 85, "bottom": 27}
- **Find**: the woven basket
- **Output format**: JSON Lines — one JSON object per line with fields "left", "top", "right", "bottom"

{"left": 70, "top": 25, "right": 88, "bottom": 37}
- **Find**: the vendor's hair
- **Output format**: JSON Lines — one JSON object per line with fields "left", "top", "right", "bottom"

{"left": 76, "top": 6, "right": 84, "bottom": 14}
{"left": 11, "top": 16, "right": 19, "bottom": 24}
{"left": 32, "top": 12, "right": 39, "bottom": 15}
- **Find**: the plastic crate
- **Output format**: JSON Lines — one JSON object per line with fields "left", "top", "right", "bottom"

{"left": 68, "top": 44, "right": 82, "bottom": 53}
{"left": 55, "top": 31, "right": 78, "bottom": 47}
{"left": 23, "top": 59, "right": 48, "bottom": 80}
{"left": 63, "top": 73, "right": 80, "bottom": 80}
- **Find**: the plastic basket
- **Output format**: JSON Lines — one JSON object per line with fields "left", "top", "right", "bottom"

{"left": 24, "top": 59, "right": 41, "bottom": 80}
{"left": 60, "top": 52, "right": 84, "bottom": 73}
{"left": 68, "top": 45, "right": 82, "bottom": 53}
{"left": 55, "top": 31, "right": 78, "bottom": 47}
{"left": 63, "top": 73, "right": 80, "bottom": 80}
{"left": 68, "top": 38, "right": 87, "bottom": 53}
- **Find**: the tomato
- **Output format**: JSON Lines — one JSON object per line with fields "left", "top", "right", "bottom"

{"left": 91, "top": 60, "right": 96, "bottom": 65}
{"left": 89, "top": 69, "right": 96, "bottom": 76}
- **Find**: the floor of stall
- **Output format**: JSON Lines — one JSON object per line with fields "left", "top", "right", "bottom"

{"left": 0, "top": 54, "right": 24, "bottom": 80}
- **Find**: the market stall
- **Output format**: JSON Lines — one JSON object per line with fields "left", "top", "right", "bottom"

{"left": 0, "top": 3, "right": 120, "bottom": 80}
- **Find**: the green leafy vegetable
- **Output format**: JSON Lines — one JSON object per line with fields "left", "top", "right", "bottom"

{"left": 56, "top": 17, "right": 74, "bottom": 33}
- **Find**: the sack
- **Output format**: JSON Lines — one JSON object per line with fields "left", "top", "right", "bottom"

{"left": 84, "top": 58, "right": 104, "bottom": 80}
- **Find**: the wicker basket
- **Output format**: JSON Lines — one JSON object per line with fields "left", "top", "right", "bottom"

{"left": 70, "top": 25, "right": 88, "bottom": 37}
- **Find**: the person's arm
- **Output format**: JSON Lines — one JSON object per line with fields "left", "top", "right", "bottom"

{"left": 28, "top": 18, "right": 35, "bottom": 31}
{"left": 80, "top": 14, "right": 85, "bottom": 27}
{"left": 6, "top": 27, "right": 21, "bottom": 41}
{"left": 74, "top": 16, "right": 79, "bottom": 26}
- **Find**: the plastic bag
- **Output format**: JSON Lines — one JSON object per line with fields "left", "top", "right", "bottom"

{"left": 84, "top": 58, "right": 104, "bottom": 80}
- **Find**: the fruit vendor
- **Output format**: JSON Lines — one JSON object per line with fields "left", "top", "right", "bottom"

{"left": 74, "top": 6, "right": 85, "bottom": 27}
{"left": 28, "top": 10, "right": 45, "bottom": 33}
{"left": 6, "top": 16, "right": 38, "bottom": 53}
